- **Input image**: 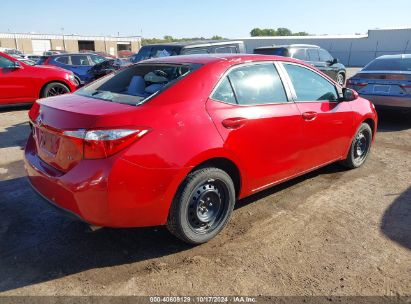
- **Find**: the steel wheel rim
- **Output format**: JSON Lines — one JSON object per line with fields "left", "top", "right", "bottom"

{"left": 187, "top": 179, "right": 229, "bottom": 234}
{"left": 46, "top": 85, "right": 69, "bottom": 97}
{"left": 354, "top": 130, "right": 370, "bottom": 163}
{"left": 337, "top": 74, "right": 345, "bottom": 86}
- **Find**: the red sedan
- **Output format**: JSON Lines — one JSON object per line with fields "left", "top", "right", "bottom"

{"left": 25, "top": 54, "right": 377, "bottom": 244}
{"left": 0, "top": 52, "right": 77, "bottom": 106}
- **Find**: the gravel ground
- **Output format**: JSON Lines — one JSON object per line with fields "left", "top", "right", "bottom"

{"left": 0, "top": 70, "right": 410, "bottom": 296}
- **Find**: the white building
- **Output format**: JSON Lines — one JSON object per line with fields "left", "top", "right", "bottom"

{"left": 240, "top": 28, "right": 411, "bottom": 67}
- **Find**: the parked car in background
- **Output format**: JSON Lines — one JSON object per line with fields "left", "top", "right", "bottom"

{"left": 37, "top": 53, "right": 106, "bottom": 85}
{"left": 0, "top": 47, "right": 24, "bottom": 57}
{"left": 43, "top": 50, "right": 68, "bottom": 56}
{"left": 25, "top": 54, "right": 377, "bottom": 244}
{"left": 0, "top": 52, "right": 77, "bottom": 106}
{"left": 347, "top": 54, "right": 411, "bottom": 111}
{"left": 19, "top": 54, "right": 42, "bottom": 63}
{"left": 16, "top": 57, "right": 37, "bottom": 66}
{"left": 87, "top": 58, "right": 131, "bottom": 81}
{"left": 117, "top": 50, "right": 134, "bottom": 58}
{"left": 254, "top": 44, "right": 347, "bottom": 86}
{"left": 79, "top": 50, "right": 116, "bottom": 60}
{"left": 130, "top": 40, "right": 245, "bottom": 63}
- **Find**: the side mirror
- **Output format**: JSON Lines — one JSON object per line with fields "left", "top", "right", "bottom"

{"left": 328, "top": 58, "right": 338, "bottom": 65}
{"left": 341, "top": 88, "right": 358, "bottom": 102}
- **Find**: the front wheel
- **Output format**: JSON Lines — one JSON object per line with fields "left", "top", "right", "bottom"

{"left": 167, "top": 168, "right": 236, "bottom": 244}
{"left": 41, "top": 82, "right": 70, "bottom": 98}
{"left": 341, "top": 123, "right": 373, "bottom": 169}
{"left": 336, "top": 73, "right": 346, "bottom": 86}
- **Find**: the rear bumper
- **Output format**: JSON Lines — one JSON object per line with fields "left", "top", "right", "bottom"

{"left": 359, "top": 94, "right": 411, "bottom": 109}
{"left": 24, "top": 134, "right": 184, "bottom": 228}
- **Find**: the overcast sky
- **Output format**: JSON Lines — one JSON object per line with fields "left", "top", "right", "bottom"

{"left": 1, "top": 0, "right": 411, "bottom": 38}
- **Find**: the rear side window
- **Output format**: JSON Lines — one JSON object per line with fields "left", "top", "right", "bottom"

{"left": 284, "top": 63, "right": 338, "bottom": 102}
{"left": 254, "top": 48, "right": 289, "bottom": 57}
{"left": 211, "top": 77, "right": 236, "bottom": 104}
{"left": 291, "top": 49, "right": 306, "bottom": 60}
{"left": 71, "top": 55, "right": 90, "bottom": 66}
{"left": 214, "top": 46, "right": 238, "bottom": 54}
{"left": 307, "top": 49, "right": 320, "bottom": 61}
{"left": 182, "top": 47, "right": 210, "bottom": 55}
{"left": 55, "top": 56, "right": 69, "bottom": 64}
{"left": 221, "top": 63, "right": 288, "bottom": 105}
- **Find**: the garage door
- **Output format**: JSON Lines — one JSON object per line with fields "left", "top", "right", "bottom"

{"left": 32, "top": 40, "right": 51, "bottom": 55}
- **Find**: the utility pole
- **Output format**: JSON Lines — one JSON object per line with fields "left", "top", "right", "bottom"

{"left": 61, "top": 27, "right": 66, "bottom": 51}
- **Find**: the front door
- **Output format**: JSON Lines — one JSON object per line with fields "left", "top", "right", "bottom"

{"left": 280, "top": 62, "right": 354, "bottom": 172}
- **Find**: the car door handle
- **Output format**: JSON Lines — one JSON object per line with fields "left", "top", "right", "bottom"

{"left": 302, "top": 111, "right": 318, "bottom": 121}
{"left": 222, "top": 117, "right": 247, "bottom": 129}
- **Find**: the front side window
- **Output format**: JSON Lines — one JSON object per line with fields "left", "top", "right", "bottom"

{"left": 75, "top": 63, "right": 201, "bottom": 106}
{"left": 319, "top": 49, "right": 334, "bottom": 62}
{"left": 307, "top": 49, "right": 320, "bottom": 61}
{"left": 223, "top": 63, "right": 288, "bottom": 105}
{"left": 284, "top": 63, "right": 338, "bottom": 102}
{"left": 0, "top": 56, "right": 14, "bottom": 68}
{"left": 90, "top": 55, "right": 106, "bottom": 65}
{"left": 71, "top": 55, "right": 90, "bottom": 66}
{"left": 55, "top": 56, "right": 69, "bottom": 64}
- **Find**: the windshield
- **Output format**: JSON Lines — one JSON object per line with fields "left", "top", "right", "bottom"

{"left": 75, "top": 63, "right": 201, "bottom": 106}
{"left": 254, "top": 48, "right": 289, "bottom": 57}
{"left": 131, "top": 46, "right": 181, "bottom": 63}
{"left": 364, "top": 57, "right": 411, "bottom": 72}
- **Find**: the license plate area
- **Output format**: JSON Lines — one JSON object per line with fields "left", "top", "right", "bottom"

{"left": 373, "top": 85, "right": 391, "bottom": 94}
{"left": 37, "top": 127, "right": 61, "bottom": 156}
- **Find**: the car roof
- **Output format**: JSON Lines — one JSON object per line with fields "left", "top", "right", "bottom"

{"left": 142, "top": 54, "right": 304, "bottom": 66}
{"left": 376, "top": 54, "right": 411, "bottom": 60}
{"left": 141, "top": 40, "right": 243, "bottom": 48}
{"left": 255, "top": 44, "right": 320, "bottom": 50}
{"left": 45, "top": 52, "right": 98, "bottom": 57}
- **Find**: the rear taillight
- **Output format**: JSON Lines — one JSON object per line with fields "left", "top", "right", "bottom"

{"left": 63, "top": 128, "right": 149, "bottom": 159}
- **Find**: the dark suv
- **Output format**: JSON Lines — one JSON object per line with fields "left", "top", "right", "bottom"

{"left": 131, "top": 40, "right": 245, "bottom": 63}
{"left": 254, "top": 44, "right": 346, "bottom": 86}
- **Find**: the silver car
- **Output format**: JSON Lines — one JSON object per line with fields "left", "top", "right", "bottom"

{"left": 347, "top": 54, "right": 411, "bottom": 110}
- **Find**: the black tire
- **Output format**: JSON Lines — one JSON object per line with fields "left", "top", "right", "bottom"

{"left": 41, "top": 82, "right": 70, "bottom": 98}
{"left": 341, "top": 123, "right": 373, "bottom": 169}
{"left": 336, "top": 72, "right": 346, "bottom": 86}
{"left": 167, "top": 167, "right": 236, "bottom": 244}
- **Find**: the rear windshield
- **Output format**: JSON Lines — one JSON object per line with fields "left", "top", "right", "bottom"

{"left": 254, "top": 48, "right": 290, "bottom": 57}
{"left": 75, "top": 63, "right": 201, "bottom": 105}
{"left": 364, "top": 58, "right": 411, "bottom": 72}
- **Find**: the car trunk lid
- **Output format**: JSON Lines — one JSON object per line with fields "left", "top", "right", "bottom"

{"left": 32, "top": 94, "right": 141, "bottom": 172}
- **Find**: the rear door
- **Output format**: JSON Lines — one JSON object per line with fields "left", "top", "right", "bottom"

{"left": 206, "top": 62, "right": 303, "bottom": 193}
{"left": 280, "top": 62, "right": 354, "bottom": 171}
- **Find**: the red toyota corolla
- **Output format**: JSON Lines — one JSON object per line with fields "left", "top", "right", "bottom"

{"left": 0, "top": 51, "right": 77, "bottom": 106}
{"left": 25, "top": 54, "right": 377, "bottom": 244}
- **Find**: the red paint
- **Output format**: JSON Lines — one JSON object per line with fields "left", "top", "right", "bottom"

{"left": 0, "top": 52, "right": 77, "bottom": 105}
{"left": 25, "top": 54, "right": 378, "bottom": 228}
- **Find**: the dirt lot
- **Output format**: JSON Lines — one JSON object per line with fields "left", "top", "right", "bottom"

{"left": 0, "top": 74, "right": 410, "bottom": 296}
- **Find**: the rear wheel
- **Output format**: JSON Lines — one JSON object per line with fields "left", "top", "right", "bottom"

{"left": 341, "top": 123, "right": 372, "bottom": 169}
{"left": 167, "top": 167, "right": 235, "bottom": 244}
{"left": 41, "top": 82, "right": 70, "bottom": 98}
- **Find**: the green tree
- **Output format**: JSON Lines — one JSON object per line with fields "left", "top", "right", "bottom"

{"left": 276, "top": 27, "right": 292, "bottom": 36}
